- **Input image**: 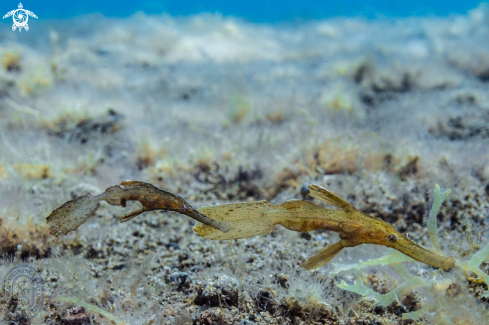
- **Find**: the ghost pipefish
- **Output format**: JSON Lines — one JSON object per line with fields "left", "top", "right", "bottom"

{"left": 194, "top": 184, "right": 455, "bottom": 270}
{"left": 46, "top": 180, "right": 232, "bottom": 237}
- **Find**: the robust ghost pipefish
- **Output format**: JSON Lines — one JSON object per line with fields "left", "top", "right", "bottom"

{"left": 194, "top": 184, "right": 455, "bottom": 270}
{"left": 46, "top": 180, "right": 232, "bottom": 236}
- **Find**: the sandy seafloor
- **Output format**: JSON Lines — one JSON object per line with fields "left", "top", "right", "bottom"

{"left": 1, "top": 6, "right": 489, "bottom": 325}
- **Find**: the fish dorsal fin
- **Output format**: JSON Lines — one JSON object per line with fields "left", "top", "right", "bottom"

{"left": 308, "top": 184, "right": 356, "bottom": 212}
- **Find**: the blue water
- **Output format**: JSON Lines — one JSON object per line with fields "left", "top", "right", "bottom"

{"left": 6, "top": 0, "right": 484, "bottom": 22}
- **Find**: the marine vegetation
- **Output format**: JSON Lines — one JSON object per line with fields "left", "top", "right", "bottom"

{"left": 45, "top": 180, "right": 489, "bottom": 320}
{"left": 46, "top": 180, "right": 232, "bottom": 236}
{"left": 194, "top": 183, "right": 456, "bottom": 270}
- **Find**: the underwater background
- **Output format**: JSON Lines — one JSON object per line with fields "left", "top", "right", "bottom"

{"left": 1, "top": 0, "right": 489, "bottom": 324}
{"left": 19, "top": 0, "right": 487, "bottom": 21}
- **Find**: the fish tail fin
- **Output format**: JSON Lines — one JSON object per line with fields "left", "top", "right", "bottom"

{"left": 194, "top": 200, "right": 276, "bottom": 240}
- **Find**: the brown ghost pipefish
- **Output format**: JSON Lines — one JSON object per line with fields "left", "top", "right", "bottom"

{"left": 46, "top": 180, "right": 232, "bottom": 237}
{"left": 194, "top": 184, "right": 455, "bottom": 270}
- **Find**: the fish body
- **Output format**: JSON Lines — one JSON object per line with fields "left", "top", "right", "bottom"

{"left": 46, "top": 180, "right": 232, "bottom": 236}
{"left": 194, "top": 184, "right": 455, "bottom": 270}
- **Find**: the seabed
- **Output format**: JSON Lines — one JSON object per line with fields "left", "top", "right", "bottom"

{"left": 0, "top": 8, "right": 488, "bottom": 324}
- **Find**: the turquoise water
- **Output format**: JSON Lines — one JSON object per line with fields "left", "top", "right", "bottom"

{"left": 13, "top": 0, "right": 484, "bottom": 21}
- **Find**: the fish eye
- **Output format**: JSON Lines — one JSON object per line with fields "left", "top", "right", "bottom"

{"left": 388, "top": 234, "right": 397, "bottom": 243}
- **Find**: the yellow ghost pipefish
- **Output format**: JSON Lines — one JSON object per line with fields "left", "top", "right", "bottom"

{"left": 194, "top": 184, "right": 455, "bottom": 270}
